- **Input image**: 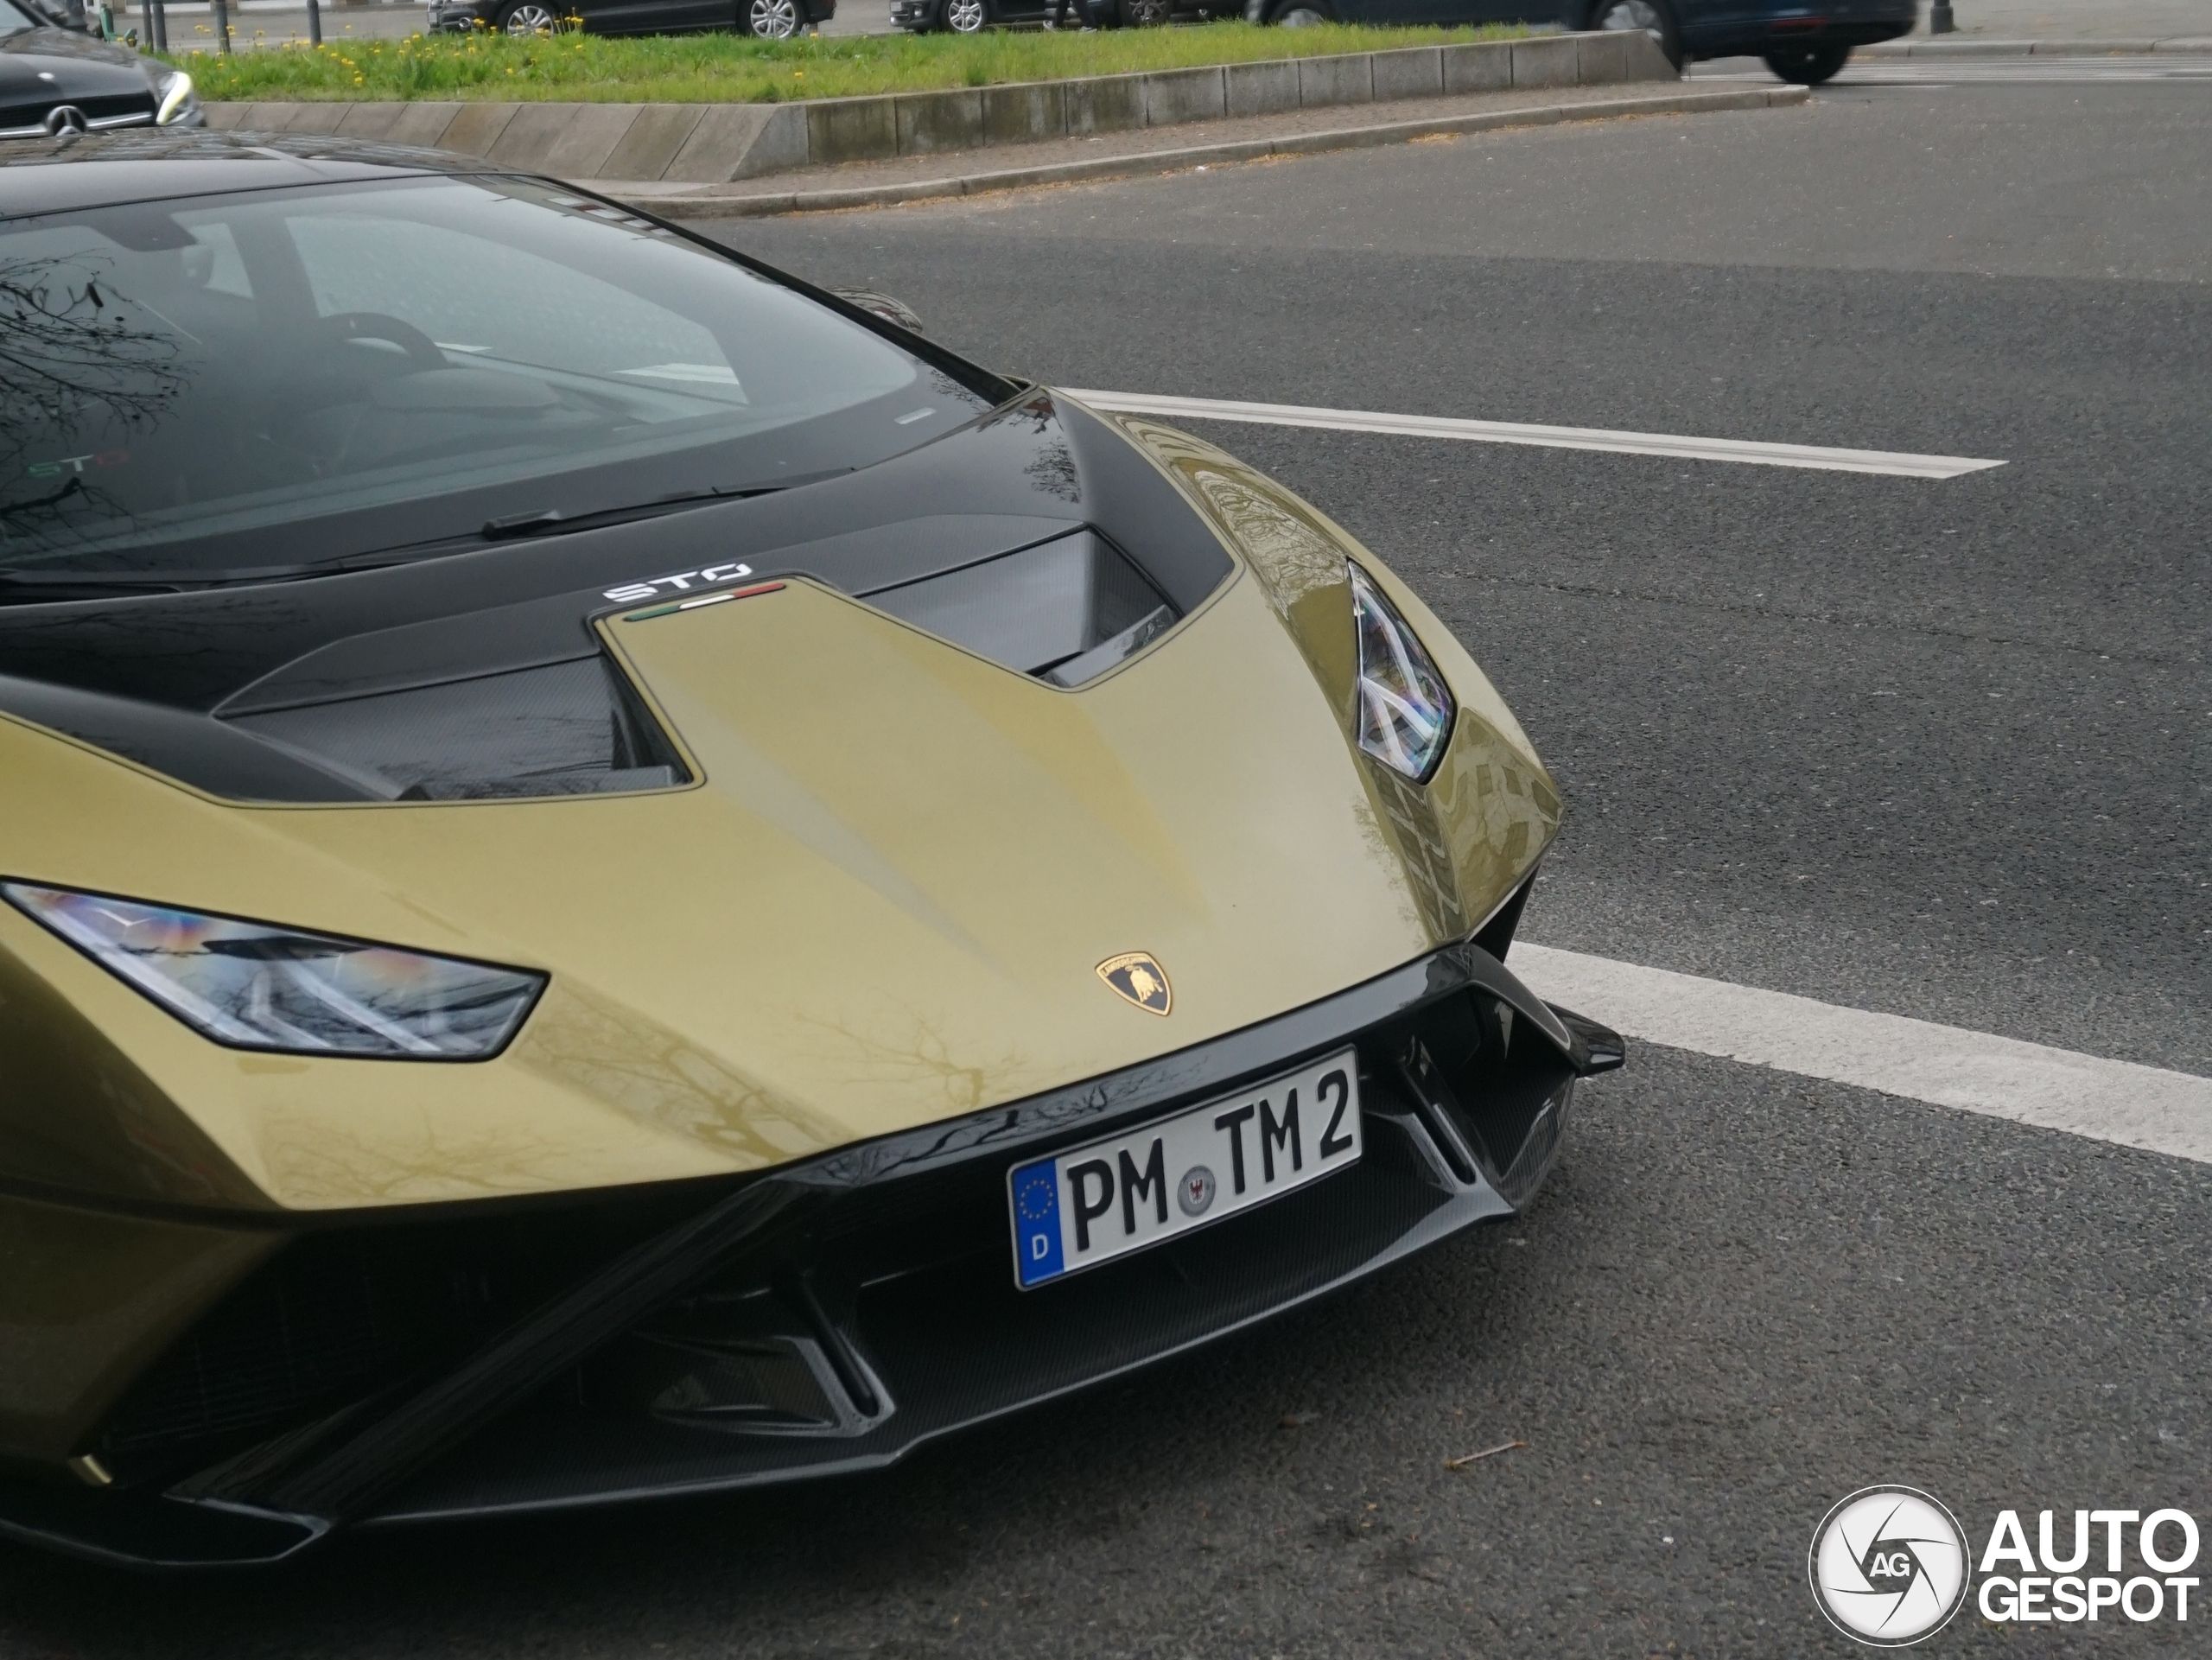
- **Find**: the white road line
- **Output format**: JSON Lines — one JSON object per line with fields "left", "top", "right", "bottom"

{"left": 1066, "top": 391, "right": 2005, "bottom": 480}
{"left": 1510, "top": 943, "right": 2212, "bottom": 1165}
{"left": 1697, "top": 58, "right": 2212, "bottom": 84}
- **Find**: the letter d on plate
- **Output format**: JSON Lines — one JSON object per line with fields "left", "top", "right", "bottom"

{"left": 1010, "top": 1161, "right": 1065, "bottom": 1287}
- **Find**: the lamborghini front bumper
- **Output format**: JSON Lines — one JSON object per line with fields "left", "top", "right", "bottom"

{"left": 0, "top": 932, "right": 1620, "bottom": 1568}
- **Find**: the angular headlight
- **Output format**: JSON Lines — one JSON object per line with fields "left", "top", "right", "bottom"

{"left": 1348, "top": 562, "right": 1455, "bottom": 783}
{"left": 155, "top": 70, "right": 198, "bottom": 126}
{"left": 2, "top": 884, "right": 543, "bottom": 1059}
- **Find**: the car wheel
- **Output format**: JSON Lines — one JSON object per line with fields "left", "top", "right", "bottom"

{"left": 1269, "top": 0, "right": 1327, "bottom": 23}
{"left": 745, "top": 0, "right": 801, "bottom": 35}
{"left": 1763, "top": 42, "right": 1851, "bottom": 85}
{"left": 1591, "top": 0, "right": 1682, "bottom": 71}
{"left": 1120, "top": 0, "right": 1171, "bottom": 24}
{"left": 939, "top": 0, "right": 985, "bottom": 29}
{"left": 496, "top": 0, "right": 558, "bottom": 33}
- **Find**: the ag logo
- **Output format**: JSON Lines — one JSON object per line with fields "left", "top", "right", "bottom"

{"left": 1096, "top": 952, "right": 1171, "bottom": 1016}
{"left": 1808, "top": 1486, "right": 1971, "bottom": 1646}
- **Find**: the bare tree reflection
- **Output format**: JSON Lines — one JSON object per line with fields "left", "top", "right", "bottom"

{"left": 0, "top": 252, "right": 189, "bottom": 555}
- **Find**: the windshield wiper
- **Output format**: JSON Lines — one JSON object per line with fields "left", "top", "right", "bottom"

{"left": 0, "top": 550, "right": 416, "bottom": 604}
{"left": 479, "top": 468, "right": 852, "bottom": 544}
{"left": 0, "top": 468, "right": 853, "bottom": 603}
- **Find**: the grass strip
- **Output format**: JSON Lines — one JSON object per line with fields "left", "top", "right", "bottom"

{"left": 172, "top": 21, "right": 1529, "bottom": 105}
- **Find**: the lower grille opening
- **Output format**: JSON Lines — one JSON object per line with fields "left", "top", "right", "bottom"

{"left": 92, "top": 1189, "right": 708, "bottom": 1488}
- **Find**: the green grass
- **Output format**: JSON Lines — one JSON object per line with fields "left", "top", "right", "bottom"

{"left": 172, "top": 21, "right": 1529, "bottom": 105}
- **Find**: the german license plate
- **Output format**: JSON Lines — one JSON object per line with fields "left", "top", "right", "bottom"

{"left": 1007, "top": 1049, "right": 1361, "bottom": 1289}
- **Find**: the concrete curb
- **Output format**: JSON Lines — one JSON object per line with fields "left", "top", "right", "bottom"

{"left": 1859, "top": 36, "right": 2212, "bottom": 56}
{"left": 611, "top": 85, "right": 1808, "bottom": 219}
{"left": 204, "top": 31, "right": 1675, "bottom": 184}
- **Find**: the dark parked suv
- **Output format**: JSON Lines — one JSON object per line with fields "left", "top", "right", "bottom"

{"left": 890, "top": 0, "right": 1228, "bottom": 29}
{"left": 1559, "top": 0, "right": 1916, "bottom": 81}
{"left": 428, "top": 0, "right": 835, "bottom": 41}
{"left": 943, "top": 0, "right": 1910, "bottom": 89}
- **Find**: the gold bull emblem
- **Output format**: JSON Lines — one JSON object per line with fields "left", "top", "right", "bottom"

{"left": 1096, "top": 951, "right": 1172, "bottom": 1016}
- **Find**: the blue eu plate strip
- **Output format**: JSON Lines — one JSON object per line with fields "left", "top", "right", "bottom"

{"left": 1010, "top": 1158, "right": 1064, "bottom": 1288}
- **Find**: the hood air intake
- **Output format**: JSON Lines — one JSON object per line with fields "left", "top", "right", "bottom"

{"left": 226, "top": 657, "right": 687, "bottom": 803}
{"left": 863, "top": 529, "right": 1176, "bottom": 688}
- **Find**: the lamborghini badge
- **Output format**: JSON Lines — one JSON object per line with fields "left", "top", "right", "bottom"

{"left": 1096, "top": 952, "right": 1173, "bottom": 1016}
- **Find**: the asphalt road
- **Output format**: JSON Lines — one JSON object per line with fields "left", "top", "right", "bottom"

{"left": 3, "top": 81, "right": 2208, "bottom": 1660}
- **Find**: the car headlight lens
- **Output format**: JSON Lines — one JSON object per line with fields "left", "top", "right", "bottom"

{"left": 155, "top": 70, "right": 197, "bottom": 126}
{"left": 1348, "top": 562, "right": 1455, "bottom": 782}
{"left": 2, "top": 883, "right": 543, "bottom": 1059}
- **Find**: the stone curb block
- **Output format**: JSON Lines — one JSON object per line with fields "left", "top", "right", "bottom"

{"left": 1510, "top": 34, "right": 1580, "bottom": 88}
{"left": 1224, "top": 57, "right": 1300, "bottom": 118}
{"left": 208, "top": 33, "right": 1678, "bottom": 185}
{"left": 620, "top": 86, "right": 1808, "bottom": 220}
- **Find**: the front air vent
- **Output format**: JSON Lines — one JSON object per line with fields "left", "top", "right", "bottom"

{"left": 225, "top": 656, "right": 689, "bottom": 802}
{"left": 863, "top": 528, "right": 1176, "bottom": 688}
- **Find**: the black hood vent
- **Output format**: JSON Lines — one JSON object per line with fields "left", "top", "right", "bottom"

{"left": 863, "top": 528, "right": 1175, "bottom": 689}
{"left": 224, "top": 656, "right": 687, "bottom": 803}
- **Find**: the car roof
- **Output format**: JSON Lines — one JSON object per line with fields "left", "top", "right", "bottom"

{"left": 0, "top": 129, "right": 500, "bottom": 219}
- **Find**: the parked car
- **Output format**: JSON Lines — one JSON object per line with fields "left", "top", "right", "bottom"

{"left": 891, "top": 0, "right": 1220, "bottom": 32}
{"left": 0, "top": 124, "right": 1618, "bottom": 1567}
{"left": 1246, "top": 0, "right": 1556, "bottom": 25}
{"left": 427, "top": 0, "right": 835, "bottom": 41}
{"left": 0, "top": 0, "right": 200, "bottom": 138}
{"left": 1243, "top": 0, "right": 1913, "bottom": 84}
{"left": 1557, "top": 0, "right": 1916, "bottom": 81}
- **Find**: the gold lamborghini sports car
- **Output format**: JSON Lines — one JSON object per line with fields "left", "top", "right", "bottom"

{"left": 0, "top": 132, "right": 1622, "bottom": 1566}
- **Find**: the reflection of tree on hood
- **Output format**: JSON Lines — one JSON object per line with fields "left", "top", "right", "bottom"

{"left": 0, "top": 252, "right": 188, "bottom": 551}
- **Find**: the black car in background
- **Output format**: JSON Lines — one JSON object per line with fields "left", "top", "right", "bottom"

{"left": 0, "top": 0, "right": 200, "bottom": 139}
{"left": 893, "top": 0, "right": 1912, "bottom": 89}
{"left": 890, "top": 0, "right": 1240, "bottom": 31}
{"left": 1226, "top": 0, "right": 1912, "bottom": 85}
{"left": 1215, "top": 0, "right": 1911, "bottom": 84}
{"left": 427, "top": 0, "right": 836, "bottom": 41}
{"left": 1559, "top": 0, "right": 1916, "bottom": 80}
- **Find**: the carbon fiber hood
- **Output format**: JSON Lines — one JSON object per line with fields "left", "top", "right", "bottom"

{"left": 0, "top": 394, "right": 1230, "bottom": 801}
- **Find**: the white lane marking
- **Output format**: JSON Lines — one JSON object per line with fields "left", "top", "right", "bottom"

{"left": 1510, "top": 942, "right": 2212, "bottom": 1165}
{"left": 1697, "top": 57, "right": 2212, "bottom": 84}
{"left": 1066, "top": 391, "right": 2005, "bottom": 480}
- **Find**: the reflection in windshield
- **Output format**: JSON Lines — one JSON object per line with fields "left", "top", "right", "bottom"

{"left": 0, "top": 249, "right": 192, "bottom": 543}
{"left": 0, "top": 177, "right": 995, "bottom": 576}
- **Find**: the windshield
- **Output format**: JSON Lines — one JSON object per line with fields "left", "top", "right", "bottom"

{"left": 0, "top": 1, "right": 41, "bottom": 31}
{"left": 0, "top": 175, "right": 997, "bottom": 576}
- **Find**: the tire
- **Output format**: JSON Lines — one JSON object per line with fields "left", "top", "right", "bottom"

{"left": 1120, "top": 0, "right": 1171, "bottom": 23}
{"left": 1269, "top": 0, "right": 1327, "bottom": 23}
{"left": 1763, "top": 42, "right": 1851, "bottom": 85}
{"left": 496, "top": 0, "right": 558, "bottom": 32}
{"left": 744, "top": 0, "right": 801, "bottom": 34}
{"left": 1589, "top": 0, "right": 1682, "bottom": 72}
{"left": 939, "top": 0, "right": 985, "bottom": 29}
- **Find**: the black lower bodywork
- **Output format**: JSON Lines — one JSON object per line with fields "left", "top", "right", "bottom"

{"left": 0, "top": 928, "right": 1621, "bottom": 1568}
